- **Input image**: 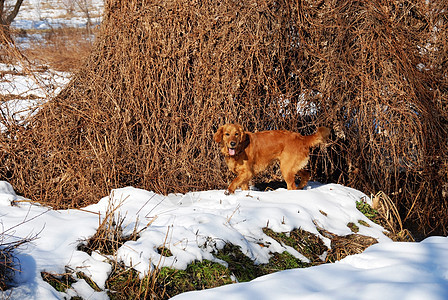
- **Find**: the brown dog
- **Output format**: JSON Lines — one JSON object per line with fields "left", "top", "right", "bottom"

{"left": 214, "top": 124, "right": 330, "bottom": 194}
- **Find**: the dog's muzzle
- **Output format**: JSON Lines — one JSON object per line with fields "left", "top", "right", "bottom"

{"left": 229, "top": 142, "right": 237, "bottom": 156}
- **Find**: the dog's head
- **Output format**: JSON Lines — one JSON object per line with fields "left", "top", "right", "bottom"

{"left": 214, "top": 123, "right": 247, "bottom": 156}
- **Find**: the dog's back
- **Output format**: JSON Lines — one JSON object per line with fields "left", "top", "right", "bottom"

{"left": 250, "top": 127, "right": 329, "bottom": 157}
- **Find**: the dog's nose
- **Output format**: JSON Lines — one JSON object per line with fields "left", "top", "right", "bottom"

{"left": 230, "top": 141, "right": 236, "bottom": 147}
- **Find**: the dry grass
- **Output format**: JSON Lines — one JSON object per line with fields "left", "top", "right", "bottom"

{"left": 0, "top": 229, "right": 38, "bottom": 291}
{"left": 1, "top": 25, "right": 94, "bottom": 80}
{"left": 313, "top": 220, "right": 379, "bottom": 262}
{"left": 17, "top": 27, "right": 97, "bottom": 72}
{"left": 372, "top": 191, "right": 415, "bottom": 241}
{"left": 77, "top": 192, "right": 142, "bottom": 256}
{"left": 0, "top": 0, "right": 447, "bottom": 237}
{"left": 75, "top": 193, "right": 172, "bottom": 299}
{"left": 326, "top": 234, "right": 379, "bottom": 262}
{"left": 0, "top": 245, "right": 15, "bottom": 291}
{"left": 106, "top": 263, "right": 169, "bottom": 300}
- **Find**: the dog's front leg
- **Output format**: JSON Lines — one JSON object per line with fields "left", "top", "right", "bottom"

{"left": 226, "top": 178, "right": 240, "bottom": 195}
{"left": 226, "top": 171, "right": 253, "bottom": 195}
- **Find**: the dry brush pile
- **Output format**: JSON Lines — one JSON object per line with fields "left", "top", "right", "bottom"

{"left": 0, "top": 0, "right": 447, "bottom": 236}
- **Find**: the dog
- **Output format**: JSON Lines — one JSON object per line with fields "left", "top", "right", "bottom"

{"left": 214, "top": 123, "right": 330, "bottom": 194}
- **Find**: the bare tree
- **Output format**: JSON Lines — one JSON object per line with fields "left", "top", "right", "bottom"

{"left": 0, "top": 0, "right": 24, "bottom": 27}
{"left": 75, "top": 0, "right": 93, "bottom": 35}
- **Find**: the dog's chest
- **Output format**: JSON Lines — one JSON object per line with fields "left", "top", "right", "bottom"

{"left": 225, "top": 155, "right": 248, "bottom": 174}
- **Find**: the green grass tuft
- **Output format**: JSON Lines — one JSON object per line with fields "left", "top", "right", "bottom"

{"left": 347, "top": 222, "right": 359, "bottom": 233}
{"left": 263, "top": 227, "right": 327, "bottom": 264}
{"left": 158, "top": 260, "right": 233, "bottom": 298}
{"left": 356, "top": 201, "right": 380, "bottom": 223}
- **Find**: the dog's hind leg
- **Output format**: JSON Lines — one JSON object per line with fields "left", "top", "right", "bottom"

{"left": 280, "top": 162, "right": 298, "bottom": 190}
{"left": 297, "top": 170, "right": 310, "bottom": 189}
{"left": 280, "top": 152, "right": 309, "bottom": 190}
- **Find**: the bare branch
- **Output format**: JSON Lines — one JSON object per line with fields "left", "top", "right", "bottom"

{"left": 5, "top": 0, "right": 24, "bottom": 25}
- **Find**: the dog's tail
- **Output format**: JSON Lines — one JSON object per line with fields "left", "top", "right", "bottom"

{"left": 306, "top": 127, "right": 330, "bottom": 148}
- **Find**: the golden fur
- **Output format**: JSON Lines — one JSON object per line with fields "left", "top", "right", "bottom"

{"left": 214, "top": 124, "right": 330, "bottom": 194}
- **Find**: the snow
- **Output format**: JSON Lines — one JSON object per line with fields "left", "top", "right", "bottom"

{"left": 1, "top": 181, "right": 448, "bottom": 299}
{"left": 0, "top": 63, "right": 71, "bottom": 130}
{"left": 173, "top": 237, "right": 448, "bottom": 300}
{"left": 0, "top": 64, "right": 69, "bottom": 98}
{"left": 11, "top": 0, "right": 103, "bottom": 30}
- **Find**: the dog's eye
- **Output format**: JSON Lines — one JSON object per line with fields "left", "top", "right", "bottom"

{"left": 235, "top": 133, "right": 239, "bottom": 136}
{"left": 225, "top": 133, "right": 230, "bottom": 136}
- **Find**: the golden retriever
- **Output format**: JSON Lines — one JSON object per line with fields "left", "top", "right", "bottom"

{"left": 214, "top": 124, "right": 330, "bottom": 194}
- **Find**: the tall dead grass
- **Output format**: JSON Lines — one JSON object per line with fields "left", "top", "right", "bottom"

{"left": 0, "top": 0, "right": 447, "bottom": 236}
{"left": 19, "top": 27, "right": 96, "bottom": 72}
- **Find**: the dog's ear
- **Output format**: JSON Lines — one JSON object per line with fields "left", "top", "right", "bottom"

{"left": 214, "top": 126, "right": 224, "bottom": 143}
{"left": 236, "top": 124, "right": 246, "bottom": 143}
